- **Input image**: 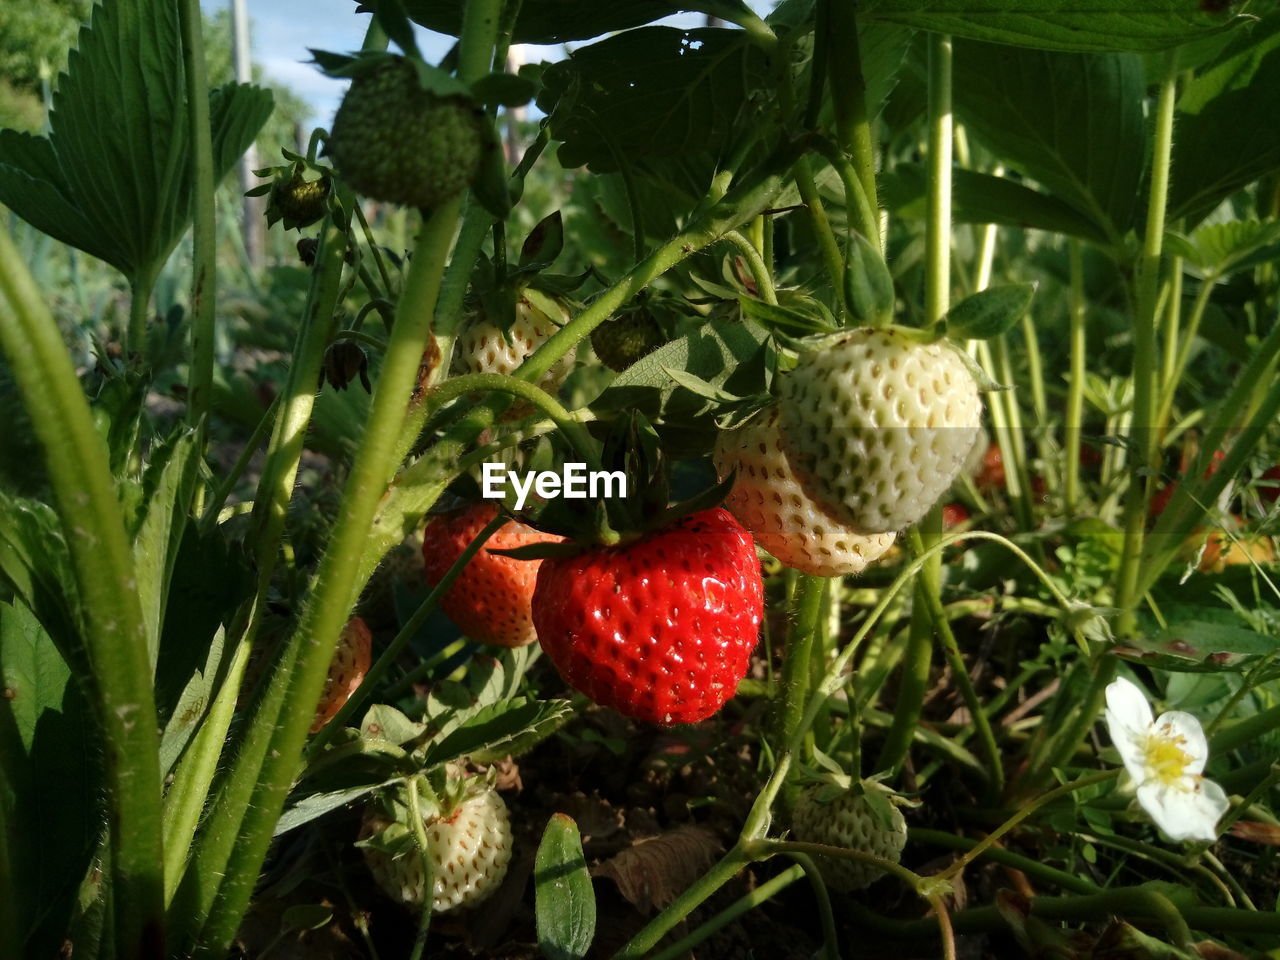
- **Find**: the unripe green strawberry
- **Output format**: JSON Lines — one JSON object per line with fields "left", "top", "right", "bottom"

{"left": 791, "top": 781, "right": 908, "bottom": 892}
{"left": 590, "top": 308, "right": 666, "bottom": 371}
{"left": 310, "top": 617, "right": 373, "bottom": 733}
{"left": 456, "top": 293, "right": 575, "bottom": 398}
{"left": 779, "top": 328, "right": 982, "bottom": 533}
{"left": 327, "top": 55, "right": 487, "bottom": 209}
{"left": 713, "top": 408, "right": 895, "bottom": 577}
{"left": 266, "top": 165, "right": 330, "bottom": 229}
{"left": 362, "top": 784, "right": 513, "bottom": 913}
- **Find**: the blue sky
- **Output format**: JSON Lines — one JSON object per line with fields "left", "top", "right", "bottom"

{"left": 200, "top": 1, "right": 765, "bottom": 124}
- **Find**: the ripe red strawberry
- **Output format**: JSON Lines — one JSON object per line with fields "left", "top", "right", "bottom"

{"left": 778, "top": 328, "right": 983, "bottom": 534}
{"left": 362, "top": 782, "right": 513, "bottom": 913}
{"left": 941, "top": 502, "right": 968, "bottom": 529}
{"left": 423, "top": 502, "right": 564, "bottom": 648}
{"left": 713, "top": 408, "right": 895, "bottom": 577}
{"left": 532, "top": 507, "right": 764, "bottom": 726}
{"left": 311, "top": 617, "right": 373, "bottom": 733}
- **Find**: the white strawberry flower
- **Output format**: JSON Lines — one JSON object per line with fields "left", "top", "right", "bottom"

{"left": 1104, "top": 677, "right": 1229, "bottom": 843}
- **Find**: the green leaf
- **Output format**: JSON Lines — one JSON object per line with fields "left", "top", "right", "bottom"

{"left": 361, "top": 704, "right": 426, "bottom": 746}
{"left": 131, "top": 429, "right": 199, "bottom": 671}
{"left": 535, "top": 814, "right": 596, "bottom": 960}
{"left": 157, "top": 625, "right": 224, "bottom": 777}
{"left": 539, "top": 27, "right": 769, "bottom": 173}
{"left": 1165, "top": 220, "right": 1280, "bottom": 277}
{"left": 424, "top": 698, "right": 575, "bottom": 766}
{"left": 944, "top": 283, "right": 1036, "bottom": 341}
{"left": 881, "top": 164, "right": 1110, "bottom": 243}
{"left": 404, "top": 0, "right": 682, "bottom": 44}
{"left": 1169, "top": 14, "right": 1280, "bottom": 226}
{"left": 0, "top": 0, "right": 273, "bottom": 282}
{"left": 0, "top": 131, "right": 111, "bottom": 264}
{"left": 520, "top": 210, "right": 565, "bottom": 271}
{"left": 843, "top": 232, "right": 895, "bottom": 325}
{"left": 0, "top": 601, "right": 99, "bottom": 955}
{"left": 953, "top": 41, "right": 1147, "bottom": 242}
{"left": 275, "top": 778, "right": 404, "bottom": 836}
{"left": 472, "top": 71, "right": 538, "bottom": 108}
{"left": 593, "top": 318, "right": 769, "bottom": 412}
{"left": 46, "top": 0, "right": 187, "bottom": 277}
{"left": 862, "top": 0, "right": 1241, "bottom": 53}
{"left": 1123, "top": 604, "right": 1279, "bottom": 673}
{"left": 0, "top": 491, "right": 83, "bottom": 670}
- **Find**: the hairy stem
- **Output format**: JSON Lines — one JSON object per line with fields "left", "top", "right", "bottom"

{"left": 0, "top": 224, "right": 165, "bottom": 958}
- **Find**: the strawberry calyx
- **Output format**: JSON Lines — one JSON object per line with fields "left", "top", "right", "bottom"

{"left": 490, "top": 410, "right": 738, "bottom": 559}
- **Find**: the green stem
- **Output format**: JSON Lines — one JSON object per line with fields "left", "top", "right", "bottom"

{"left": 0, "top": 225, "right": 165, "bottom": 957}
{"left": 991, "top": 334, "right": 1035, "bottom": 529}
{"left": 613, "top": 845, "right": 753, "bottom": 959}
{"left": 924, "top": 33, "right": 952, "bottom": 327}
{"left": 1065, "top": 240, "right": 1086, "bottom": 512}
{"left": 168, "top": 217, "right": 350, "bottom": 925}
{"left": 910, "top": 828, "right": 1099, "bottom": 895}
{"left": 1155, "top": 271, "right": 1215, "bottom": 433}
{"left": 793, "top": 155, "right": 847, "bottom": 314}
{"left": 724, "top": 229, "right": 779, "bottom": 305}
{"left": 824, "top": 0, "right": 879, "bottom": 249}
{"left": 854, "top": 892, "right": 1280, "bottom": 941}
{"left": 128, "top": 264, "right": 157, "bottom": 360}
{"left": 305, "top": 512, "right": 505, "bottom": 757}
{"left": 191, "top": 198, "right": 466, "bottom": 957}
{"left": 1211, "top": 701, "right": 1280, "bottom": 757}
{"left": 644, "top": 865, "right": 805, "bottom": 960}
{"left": 939, "top": 770, "right": 1118, "bottom": 882}
{"left": 1115, "top": 50, "right": 1179, "bottom": 635}
{"left": 875, "top": 552, "right": 936, "bottom": 777}
{"left": 907, "top": 529, "right": 1003, "bottom": 794}
{"left": 199, "top": 393, "right": 280, "bottom": 533}
{"left": 789, "top": 854, "right": 840, "bottom": 960}
{"left": 179, "top": 0, "right": 217, "bottom": 434}
{"left": 406, "top": 778, "right": 435, "bottom": 960}
{"left": 880, "top": 32, "right": 954, "bottom": 778}
{"left": 425, "top": 372, "right": 602, "bottom": 470}
{"left": 771, "top": 575, "right": 826, "bottom": 777}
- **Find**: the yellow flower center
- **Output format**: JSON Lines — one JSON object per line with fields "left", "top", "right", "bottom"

{"left": 1141, "top": 727, "right": 1192, "bottom": 785}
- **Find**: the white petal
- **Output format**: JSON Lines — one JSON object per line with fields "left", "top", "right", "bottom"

{"left": 1105, "top": 678, "right": 1154, "bottom": 782}
{"left": 1153, "top": 710, "right": 1209, "bottom": 776}
{"left": 1136, "top": 777, "right": 1228, "bottom": 843}
{"left": 1105, "top": 678, "right": 1153, "bottom": 735}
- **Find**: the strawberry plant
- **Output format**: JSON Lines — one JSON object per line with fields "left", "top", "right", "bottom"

{"left": 2, "top": 0, "right": 1280, "bottom": 958}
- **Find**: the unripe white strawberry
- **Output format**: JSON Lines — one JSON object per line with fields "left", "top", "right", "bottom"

{"left": 713, "top": 408, "right": 895, "bottom": 577}
{"left": 310, "top": 616, "right": 373, "bottom": 733}
{"left": 791, "top": 780, "right": 908, "bottom": 892}
{"left": 778, "top": 328, "right": 982, "bottom": 533}
{"left": 456, "top": 292, "right": 575, "bottom": 397}
{"left": 362, "top": 785, "right": 513, "bottom": 914}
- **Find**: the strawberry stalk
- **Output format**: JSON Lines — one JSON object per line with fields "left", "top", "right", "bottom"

{"left": 164, "top": 211, "right": 350, "bottom": 910}
{"left": 0, "top": 224, "right": 165, "bottom": 958}
{"left": 1114, "top": 49, "right": 1180, "bottom": 633}
{"left": 179, "top": 0, "right": 217, "bottom": 440}
{"left": 823, "top": 0, "right": 879, "bottom": 251}
{"left": 193, "top": 196, "right": 468, "bottom": 956}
